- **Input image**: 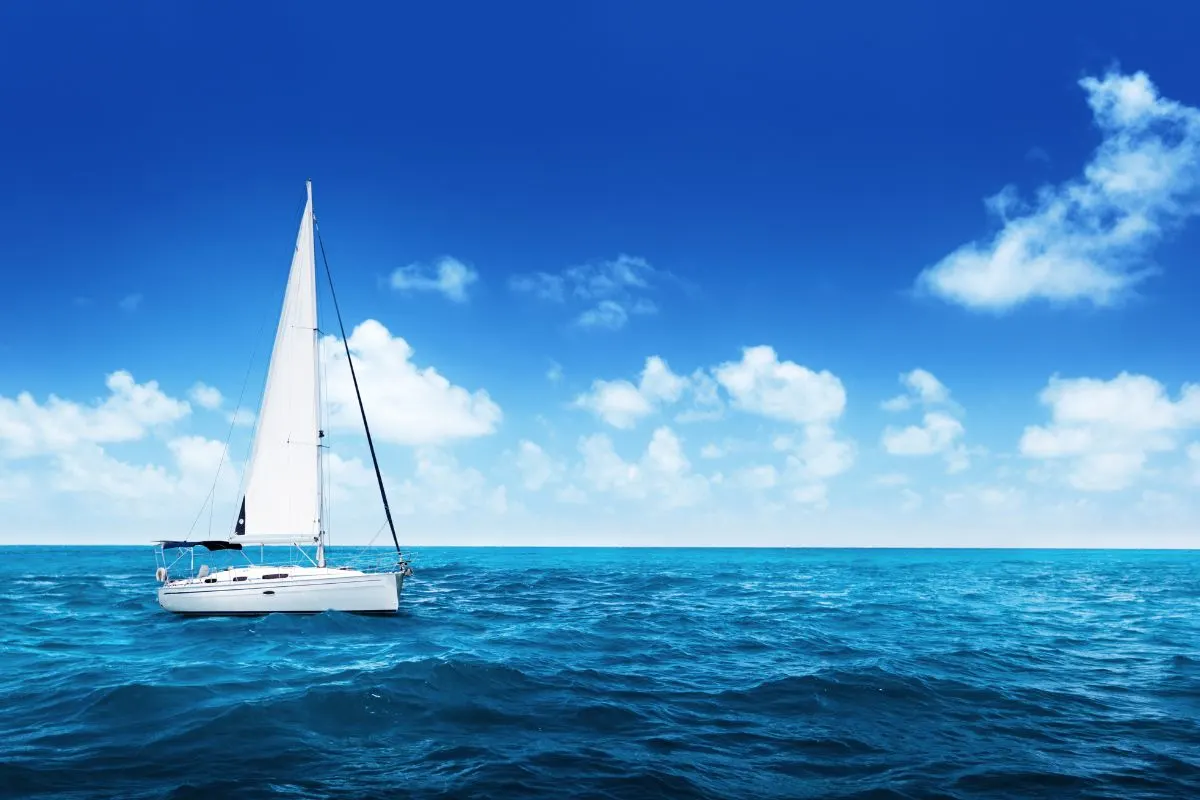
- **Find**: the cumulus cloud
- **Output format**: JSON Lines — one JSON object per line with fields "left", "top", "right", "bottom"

{"left": 735, "top": 464, "right": 779, "bottom": 491}
{"left": 390, "top": 257, "right": 479, "bottom": 303}
{"left": 883, "top": 412, "right": 970, "bottom": 473}
{"left": 880, "top": 369, "right": 971, "bottom": 472}
{"left": 510, "top": 254, "right": 668, "bottom": 330}
{"left": 1019, "top": 372, "right": 1200, "bottom": 491}
{"left": 514, "top": 440, "right": 563, "bottom": 491}
{"left": 579, "top": 426, "right": 709, "bottom": 509}
{"left": 573, "top": 355, "right": 692, "bottom": 429}
{"left": 917, "top": 69, "right": 1200, "bottom": 311}
{"left": 570, "top": 345, "right": 855, "bottom": 508}
{"left": 882, "top": 368, "right": 951, "bottom": 412}
{"left": 189, "top": 382, "right": 223, "bottom": 410}
{"left": 581, "top": 346, "right": 853, "bottom": 434}
{"left": 713, "top": 346, "right": 845, "bottom": 425}
{"left": 50, "top": 434, "right": 238, "bottom": 513}
{"left": 392, "top": 448, "right": 507, "bottom": 516}
{"left": 709, "top": 346, "right": 854, "bottom": 502}
{"left": 0, "top": 371, "right": 190, "bottom": 459}
{"left": 228, "top": 408, "right": 256, "bottom": 427}
{"left": 321, "top": 320, "right": 501, "bottom": 446}
{"left": 769, "top": 424, "right": 856, "bottom": 505}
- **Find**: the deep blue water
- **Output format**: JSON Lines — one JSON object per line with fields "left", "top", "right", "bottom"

{"left": 2, "top": 547, "right": 1199, "bottom": 799}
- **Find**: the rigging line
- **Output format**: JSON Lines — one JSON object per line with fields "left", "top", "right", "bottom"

{"left": 365, "top": 520, "right": 387, "bottom": 548}
{"left": 314, "top": 220, "right": 403, "bottom": 560}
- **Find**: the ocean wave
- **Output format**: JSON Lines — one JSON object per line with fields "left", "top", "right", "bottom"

{"left": 2, "top": 546, "right": 1199, "bottom": 798}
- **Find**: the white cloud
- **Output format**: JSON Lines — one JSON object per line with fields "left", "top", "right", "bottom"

{"left": 508, "top": 272, "right": 565, "bottom": 302}
{"left": 714, "top": 346, "right": 845, "bottom": 425}
{"left": 0, "top": 371, "right": 191, "bottom": 459}
{"left": 309, "top": 446, "right": 510, "bottom": 525}
{"left": 707, "top": 346, "right": 853, "bottom": 502}
{"left": 880, "top": 369, "right": 970, "bottom": 472}
{"left": 577, "top": 300, "right": 629, "bottom": 330}
{"left": 325, "top": 451, "right": 376, "bottom": 496}
{"left": 119, "top": 293, "right": 143, "bottom": 312}
{"left": 189, "top": 382, "right": 223, "bottom": 410}
{"left": 700, "top": 443, "right": 724, "bottom": 459}
{"left": 790, "top": 483, "right": 828, "bottom": 507}
{"left": 393, "top": 448, "right": 504, "bottom": 516}
{"left": 573, "top": 355, "right": 689, "bottom": 429}
{"left": 675, "top": 370, "right": 724, "bottom": 423}
{"left": 514, "top": 440, "right": 562, "bottom": 491}
{"left": 574, "top": 380, "right": 652, "bottom": 430}
{"left": 579, "top": 426, "right": 708, "bottom": 508}
{"left": 185, "top": 381, "right": 255, "bottom": 427}
{"left": 546, "top": 361, "right": 563, "bottom": 383}
{"left": 390, "top": 257, "right": 479, "bottom": 303}
{"left": 882, "top": 368, "right": 951, "bottom": 412}
{"left": 883, "top": 411, "right": 970, "bottom": 473}
{"left": 52, "top": 444, "right": 175, "bottom": 500}
{"left": 50, "top": 434, "right": 236, "bottom": 510}
{"left": 1189, "top": 443, "right": 1200, "bottom": 485}
{"left": 776, "top": 423, "right": 856, "bottom": 503}
{"left": 917, "top": 69, "right": 1200, "bottom": 311}
{"left": 735, "top": 464, "right": 778, "bottom": 491}
{"left": 227, "top": 408, "right": 256, "bottom": 427}
{"left": 900, "top": 488, "right": 923, "bottom": 512}
{"left": 776, "top": 424, "right": 856, "bottom": 481}
{"left": 510, "top": 254, "right": 667, "bottom": 330}
{"left": 875, "top": 472, "right": 909, "bottom": 486}
{"left": 321, "top": 320, "right": 501, "bottom": 446}
{"left": 577, "top": 298, "right": 657, "bottom": 330}
{"left": 639, "top": 356, "right": 688, "bottom": 404}
{"left": 1019, "top": 372, "right": 1200, "bottom": 491}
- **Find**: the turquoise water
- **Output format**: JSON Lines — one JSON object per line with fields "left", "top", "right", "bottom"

{"left": 2, "top": 546, "right": 1199, "bottom": 799}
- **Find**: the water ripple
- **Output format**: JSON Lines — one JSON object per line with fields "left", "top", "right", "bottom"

{"left": 1, "top": 546, "right": 1198, "bottom": 799}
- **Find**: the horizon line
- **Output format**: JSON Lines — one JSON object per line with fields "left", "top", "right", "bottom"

{"left": 1, "top": 543, "right": 1197, "bottom": 551}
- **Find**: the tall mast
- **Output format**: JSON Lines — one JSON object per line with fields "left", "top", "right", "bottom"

{"left": 313, "top": 203, "right": 404, "bottom": 561}
{"left": 309, "top": 180, "right": 328, "bottom": 568}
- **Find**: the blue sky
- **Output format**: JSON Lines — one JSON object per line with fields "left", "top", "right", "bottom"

{"left": 2, "top": 1, "right": 1199, "bottom": 546}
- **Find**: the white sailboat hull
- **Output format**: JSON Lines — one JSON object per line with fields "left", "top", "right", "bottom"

{"left": 157, "top": 565, "right": 403, "bottom": 615}
{"left": 153, "top": 183, "right": 414, "bottom": 615}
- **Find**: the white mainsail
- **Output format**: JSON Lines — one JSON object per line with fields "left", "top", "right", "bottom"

{"left": 235, "top": 180, "right": 322, "bottom": 543}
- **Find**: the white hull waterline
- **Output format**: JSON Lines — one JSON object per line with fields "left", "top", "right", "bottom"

{"left": 158, "top": 565, "right": 404, "bottom": 615}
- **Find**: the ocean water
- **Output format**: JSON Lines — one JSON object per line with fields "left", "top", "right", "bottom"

{"left": 1, "top": 547, "right": 1198, "bottom": 800}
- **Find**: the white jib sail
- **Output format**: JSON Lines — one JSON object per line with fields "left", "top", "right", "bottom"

{"left": 236, "top": 181, "right": 321, "bottom": 542}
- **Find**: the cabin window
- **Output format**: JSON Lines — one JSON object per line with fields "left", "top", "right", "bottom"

{"left": 203, "top": 578, "right": 217, "bottom": 584}
{"left": 262, "top": 573, "right": 289, "bottom": 580}
{"left": 233, "top": 576, "right": 248, "bottom": 582}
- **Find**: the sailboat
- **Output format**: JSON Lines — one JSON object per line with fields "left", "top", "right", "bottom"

{"left": 153, "top": 180, "right": 412, "bottom": 615}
